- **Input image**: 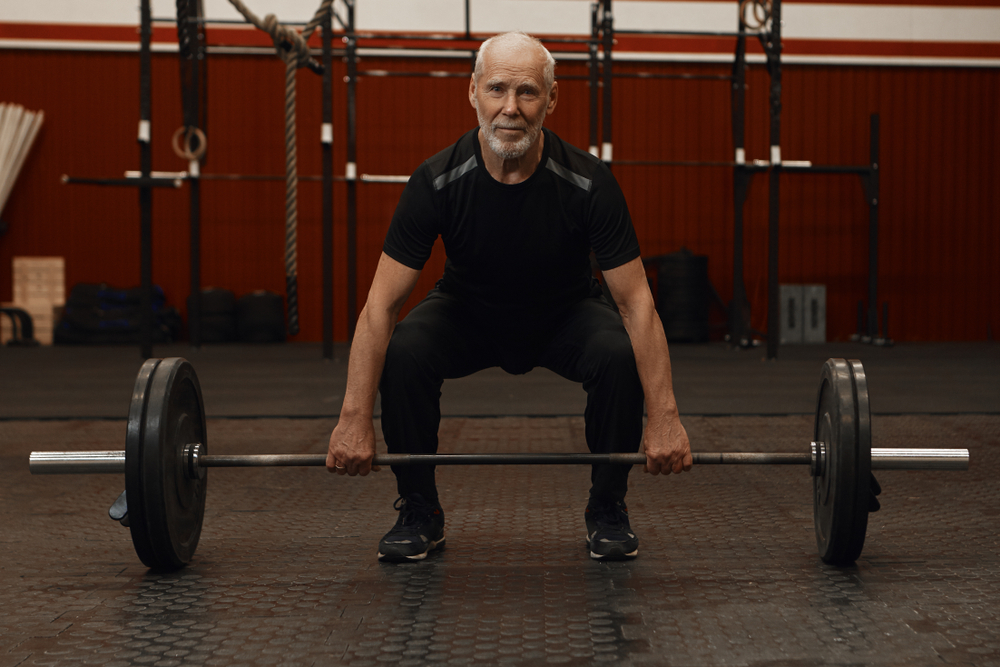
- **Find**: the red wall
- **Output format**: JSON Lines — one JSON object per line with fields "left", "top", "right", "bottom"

{"left": 1, "top": 49, "right": 998, "bottom": 342}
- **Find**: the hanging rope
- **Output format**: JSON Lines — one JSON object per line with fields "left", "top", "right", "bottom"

{"left": 226, "top": 0, "right": 334, "bottom": 336}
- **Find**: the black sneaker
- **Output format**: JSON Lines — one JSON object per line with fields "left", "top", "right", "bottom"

{"left": 377, "top": 493, "right": 445, "bottom": 562}
{"left": 585, "top": 499, "right": 638, "bottom": 560}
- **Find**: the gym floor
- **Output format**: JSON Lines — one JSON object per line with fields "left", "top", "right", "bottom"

{"left": 2, "top": 342, "right": 998, "bottom": 666}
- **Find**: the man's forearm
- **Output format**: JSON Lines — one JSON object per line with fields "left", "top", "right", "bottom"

{"left": 603, "top": 258, "right": 682, "bottom": 423}
{"left": 337, "top": 253, "right": 422, "bottom": 420}
{"left": 339, "top": 305, "right": 398, "bottom": 420}
{"left": 619, "top": 299, "right": 680, "bottom": 423}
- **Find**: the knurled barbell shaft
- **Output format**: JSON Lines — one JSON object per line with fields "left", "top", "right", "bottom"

{"left": 204, "top": 452, "right": 809, "bottom": 467}
{"left": 28, "top": 447, "right": 970, "bottom": 475}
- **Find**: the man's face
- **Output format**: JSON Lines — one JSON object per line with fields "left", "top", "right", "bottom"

{"left": 469, "top": 44, "right": 557, "bottom": 160}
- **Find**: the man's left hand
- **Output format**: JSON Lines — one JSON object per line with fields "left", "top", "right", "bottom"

{"left": 642, "top": 416, "right": 693, "bottom": 475}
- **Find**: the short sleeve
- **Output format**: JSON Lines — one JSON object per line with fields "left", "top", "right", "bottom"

{"left": 382, "top": 163, "right": 441, "bottom": 270}
{"left": 588, "top": 163, "right": 641, "bottom": 271}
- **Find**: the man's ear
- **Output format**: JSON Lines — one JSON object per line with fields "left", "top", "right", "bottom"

{"left": 546, "top": 80, "right": 559, "bottom": 115}
{"left": 469, "top": 75, "right": 478, "bottom": 110}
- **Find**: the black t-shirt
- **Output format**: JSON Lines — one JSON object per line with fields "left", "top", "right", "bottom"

{"left": 383, "top": 127, "right": 640, "bottom": 314}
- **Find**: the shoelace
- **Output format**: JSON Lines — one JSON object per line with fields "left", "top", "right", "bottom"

{"left": 590, "top": 504, "right": 627, "bottom": 530}
{"left": 393, "top": 496, "right": 433, "bottom": 527}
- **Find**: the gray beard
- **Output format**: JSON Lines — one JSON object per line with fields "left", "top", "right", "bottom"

{"left": 475, "top": 101, "right": 543, "bottom": 160}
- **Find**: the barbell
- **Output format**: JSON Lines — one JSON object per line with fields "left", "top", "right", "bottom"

{"left": 29, "top": 357, "right": 968, "bottom": 571}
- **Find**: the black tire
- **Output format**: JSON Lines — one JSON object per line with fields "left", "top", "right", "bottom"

{"left": 236, "top": 291, "right": 285, "bottom": 343}
{"left": 190, "top": 288, "right": 236, "bottom": 316}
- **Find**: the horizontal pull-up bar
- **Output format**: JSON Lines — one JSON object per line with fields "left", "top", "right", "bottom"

{"left": 120, "top": 170, "right": 410, "bottom": 184}
{"left": 61, "top": 175, "right": 183, "bottom": 188}
{"left": 351, "top": 31, "right": 595, "bottom": 46}
{"left": 616, "top": 28, "right": 761, "bottom": 39}
{"left": 609, "top": 159, "right": 873, "bottom": 173}
{"left": 614, "top": 72, "right": 733, "bottom": 81}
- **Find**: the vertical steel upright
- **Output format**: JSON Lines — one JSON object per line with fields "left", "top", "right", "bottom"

{"left": 588, "top": 2, "right": 600, "bottom": 158}
{"left": 600, "top": 0, "right": 614, "bottom": 164}
{"left": 764, "top": 0, "right": 782, "bottom": 360}
{"left": 139, "top": 0, "right": 154, "bottom": 360}
{"left": 176, "top": 0, "right": 204, "bottom": 348}
{"left": 187, "top": 113, "right": 202, "bottom": 346}
{"left": 465, "top": 0, "right": 474, "bottom": 70}
{"left": 866, "top": 114, "right": 881, "bottom": 340}
{"left": 345, "top": 0, "right": 359, "bottom": 339}
{"left": 322, "top": 14, "right": 335, "bottom": 359}
{"left": 729, "top": 10, "right": 753, "bottom": 346}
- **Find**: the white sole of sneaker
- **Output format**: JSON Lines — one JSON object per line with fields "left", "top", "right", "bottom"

{"left": 585, "top": 535, "right": 638, "bottom": 560}
{"left": 590, "top": 548, "right": 638, "bottom": 560}
{"left": 378, "top": 537, "right": 445, "bottom": 563}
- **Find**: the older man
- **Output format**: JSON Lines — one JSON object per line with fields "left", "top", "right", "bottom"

{"left": 327, "top": 31, "right": 692, "bottom": 562}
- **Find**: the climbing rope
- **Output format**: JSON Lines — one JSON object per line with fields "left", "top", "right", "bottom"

{"left": 226, "top": 0, "right": 335, "bottom": 336}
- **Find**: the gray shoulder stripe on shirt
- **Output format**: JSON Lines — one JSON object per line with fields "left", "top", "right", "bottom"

{"left": 433, "top": 155, "right": 478, "bottom": 190}
{"left": 546, "top": 159, "right": 592, "bottom": 192}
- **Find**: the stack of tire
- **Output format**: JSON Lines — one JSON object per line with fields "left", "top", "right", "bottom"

{"left": 55, "top": 283, "right": 182, "bottom": 344}
{"left": 653, "top": 248, "right": 710, "bottom": 343}
{"left": 188, "top": 288, "right": 237, "bottom": 343}
{"left": 236, "top": 290, "right": 285, "bottom": 343}
{"left": 188, "top": 289, "right": 285, "bottom": 343}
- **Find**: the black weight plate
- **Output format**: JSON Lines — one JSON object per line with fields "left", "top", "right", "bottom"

{"left": 129, "top": 357, "right": 207, "bottom": 569}
{"left": 813, "top": 358, "right": 871, "bottom": 565}
{"left": 125, "top": 358, "right": 162, "bottom": 567}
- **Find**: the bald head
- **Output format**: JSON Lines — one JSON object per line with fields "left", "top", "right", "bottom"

{"left": 474, "top": 32, "right": 556, "bottom": 92}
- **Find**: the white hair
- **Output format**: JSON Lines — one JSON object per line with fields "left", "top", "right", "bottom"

{"left": 474, "top": 32, "right": 556, "bottom": 92}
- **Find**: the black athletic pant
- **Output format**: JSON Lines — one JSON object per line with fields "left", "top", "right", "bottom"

{"left": 378, "top": 287, "right": 644, "bottom": 505}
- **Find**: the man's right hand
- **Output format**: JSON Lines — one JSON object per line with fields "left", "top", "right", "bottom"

{"left": 327, "top": 415, "right": 379, "bottom": 476}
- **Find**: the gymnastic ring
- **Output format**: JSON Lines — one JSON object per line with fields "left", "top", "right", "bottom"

{"left": 739, "top": 0, "right": 771, "bottom": 29}
{"left": 171, "top": 126, "right": 207, "bottom": 161}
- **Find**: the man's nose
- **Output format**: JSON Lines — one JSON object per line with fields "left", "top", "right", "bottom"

{"left": 502, "top": 91, "right": 519, "bottom": 115}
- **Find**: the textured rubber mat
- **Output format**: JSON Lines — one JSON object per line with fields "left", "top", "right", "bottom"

{"left": 2, "top": 414, "right": 997, "bottom": 665}
{"left": 2, "top": 342, "right": 997, "bottom": 418}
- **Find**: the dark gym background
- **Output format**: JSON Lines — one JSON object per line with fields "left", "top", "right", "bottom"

{"left": 2, "top": 58, "right": 998, "bottom": 342}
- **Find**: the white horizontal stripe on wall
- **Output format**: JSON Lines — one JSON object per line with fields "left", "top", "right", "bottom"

{"left": 784, "top": 4, "right": 1000, "bottom": 43}
{"left": 2, "top": 1, "right": 998, "bottom": 45}
{"left": 613, "top": 1, "right": 745, "bottom": 33}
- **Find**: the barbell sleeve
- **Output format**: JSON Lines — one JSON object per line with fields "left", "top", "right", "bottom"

{"left": 29, "top": 447, "right": 970, "bottom": 475}
{"left": 29, "top": 451, "right": 126, "bottom": 474}
{"left": 870, "top": 447, "right": 969, "bottom": 470}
